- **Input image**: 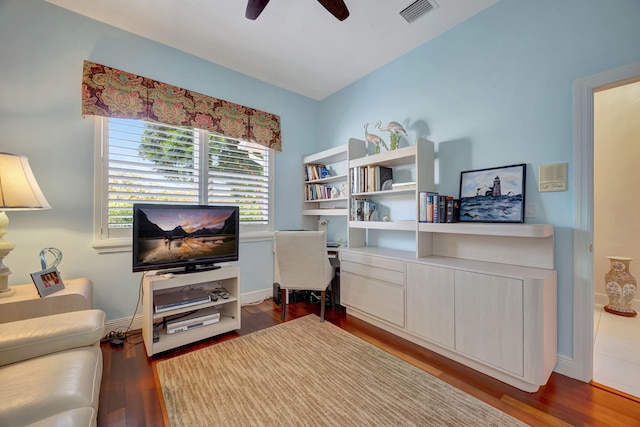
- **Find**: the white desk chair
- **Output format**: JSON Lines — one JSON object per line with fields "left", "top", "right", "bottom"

{"left": 273, "top": 231, "right": 335, "bottom": 322}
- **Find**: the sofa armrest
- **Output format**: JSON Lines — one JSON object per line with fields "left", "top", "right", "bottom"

{"left": 0, "top": 309, "right": 105, "bottom": 366}
{"left": 0, "top": 277, "right": 93, "bottom": 324}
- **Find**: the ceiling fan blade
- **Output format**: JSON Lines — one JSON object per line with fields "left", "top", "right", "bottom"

{"left": 246, "top": 0, "right": 270, "bottom": 20}
{"left": 317, "top": 0, "right": 349, "bottom": 21}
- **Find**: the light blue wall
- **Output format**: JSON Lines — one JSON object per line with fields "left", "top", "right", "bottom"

{"left": 0, "top": 0, "right": 318, "bottom": 320}
{"left": 317, "top": 0, "right": 640, "bottom": 357}
{"left": 3, "top": 0, "right": 640, "bottom": 360}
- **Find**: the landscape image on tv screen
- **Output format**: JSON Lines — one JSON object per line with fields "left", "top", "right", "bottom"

{"left": 135, "top": 207, "right": 237, "bottom": 265}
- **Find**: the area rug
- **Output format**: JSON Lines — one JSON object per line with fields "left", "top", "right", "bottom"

{"left": 155, "top": 315, "right": 527, "bottom": 426}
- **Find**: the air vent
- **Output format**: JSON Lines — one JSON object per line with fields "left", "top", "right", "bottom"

{"left": 399, "top": 0, "right": 438, "bottom": 24}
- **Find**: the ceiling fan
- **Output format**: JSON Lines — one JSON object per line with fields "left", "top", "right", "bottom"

{"left": 245, "top": 0, "right": 350, "bottom": 21}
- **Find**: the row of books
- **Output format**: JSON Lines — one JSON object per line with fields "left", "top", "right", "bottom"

{"left": 351, "top": 166, "right": 393, "bottom": 194}
{"left": 305, "top": 184, "right": 337, "bottom": 201}
{"left": 304, "top": 163, "right": 331, "bottom": 182}
{"left": 351, "top": 198, "right": 379, "bottom": 221}
{"left": 419, "top": 192, "right": 460, "bottom": 223}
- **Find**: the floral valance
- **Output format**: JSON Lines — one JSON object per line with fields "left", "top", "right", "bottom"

{"left": 81, "top": 60, "right": 281, "bottom": 151}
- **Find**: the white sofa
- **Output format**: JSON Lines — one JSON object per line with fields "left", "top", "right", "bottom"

{"left": 0, "top": 278, "right": 94, "bottom": 324}
{"left": 0, "top": 309, "right": 105, "bottom": 427}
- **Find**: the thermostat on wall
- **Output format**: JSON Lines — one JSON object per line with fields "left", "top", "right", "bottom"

{"left": 538, "top": 163, "right": 568, "bottom": 192}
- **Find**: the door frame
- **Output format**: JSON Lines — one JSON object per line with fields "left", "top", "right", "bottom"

{"left": 571, "top": 61, "right": 640, "bottom": 382}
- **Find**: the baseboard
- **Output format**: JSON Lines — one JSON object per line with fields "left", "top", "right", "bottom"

{"left": 105, "top": 313, "right": 142, "bottom": 335}
{"left": 594, "top": 293, "right": 608, "bottom": 307}
{"left": 104, "top": 288, "right": 274, "bottom": 335}
{"left": 552, "top": 354, "right": 587, "bottom": 382}
{"left": 241, "top": 288, "right": 273, "bottom": 305}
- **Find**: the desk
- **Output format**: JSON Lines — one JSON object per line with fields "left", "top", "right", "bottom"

{"left": 0, "top": 278, "right": 93, "bottom": 323}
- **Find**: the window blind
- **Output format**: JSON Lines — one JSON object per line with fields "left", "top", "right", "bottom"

{"left": 102, "top": 118, "right": 270, "bottom": 235}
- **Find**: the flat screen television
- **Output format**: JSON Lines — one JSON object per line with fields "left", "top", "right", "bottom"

{"left": 132, "top": 203, "right": 239, "bottom": 273}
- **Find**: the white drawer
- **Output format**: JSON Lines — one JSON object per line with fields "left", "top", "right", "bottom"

{"left": 340, "top": 251, "right": 405, "bottom": 272}
{"left": 341, "top": 260, "right": 404, "bottom": 286}
{"left": 341, "top": 271, "right": 405, "bottom": 327}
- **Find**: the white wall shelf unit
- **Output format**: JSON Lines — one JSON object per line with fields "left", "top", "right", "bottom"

{"left": 349, "top": 220, "right": 416, "bottom": 231}
{"left": 348, "top": 138, "right": 434, "bottom": 246}
{"left": 302, "top": 138, "right": 366, "bottom": 236}
{"left": 418, "top": 222, "right": 554, "bottom": 238}
{"left": 351, "top": 188, "right": 415, "bottom": 197}
{"left": 141, "top": 267, "right": 241, "bottom": 357}
{"left": 306, "top": 137, "right": 557, "bottom": 392}
{"left": 336, "top": 136, "right": 555, "bottom": 392}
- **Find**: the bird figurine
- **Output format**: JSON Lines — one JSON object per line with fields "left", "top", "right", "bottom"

{"left": 364, "top": 122, "right": 388, "bottom": 154}
{"left": 375, "top": 121, "right": 407, "bottom": 150}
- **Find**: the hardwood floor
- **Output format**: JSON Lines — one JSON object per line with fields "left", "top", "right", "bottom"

{"left": 98, "top": 300, "right": 640, "bottom": 426}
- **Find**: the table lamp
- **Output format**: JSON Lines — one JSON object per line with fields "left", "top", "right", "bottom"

{"left": 0, "top": 152, "right": 51, "bottom": 297}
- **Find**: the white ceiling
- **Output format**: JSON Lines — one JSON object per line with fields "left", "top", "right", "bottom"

{"left": 45, "top": 0, "right": 498, "bottom": 100}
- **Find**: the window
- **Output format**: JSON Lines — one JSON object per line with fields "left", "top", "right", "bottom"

{"left": 93, "top": 117, "right": 273, "bottom": 251}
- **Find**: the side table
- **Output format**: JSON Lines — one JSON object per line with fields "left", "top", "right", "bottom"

{"left": 0, "top": 277, "right": 93, "bottom": 323}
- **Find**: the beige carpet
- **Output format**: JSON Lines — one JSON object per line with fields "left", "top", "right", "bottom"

{"left": 155, "top": 315, "right": 528, "bottom": 426}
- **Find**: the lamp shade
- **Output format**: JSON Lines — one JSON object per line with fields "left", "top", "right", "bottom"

{"left": 0, "top": 152, "right": 50, "bottom": 210}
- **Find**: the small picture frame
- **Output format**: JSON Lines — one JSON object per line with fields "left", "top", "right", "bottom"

{"left": 458, "top": 163, "right": 526, "bottom": 223}
{"left": 31, "top": 267, "right": 65, "bottom": 297}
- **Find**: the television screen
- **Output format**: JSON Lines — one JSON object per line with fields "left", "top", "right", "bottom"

{"left": 132, "top": 204, "right": 239, "bottom": 273}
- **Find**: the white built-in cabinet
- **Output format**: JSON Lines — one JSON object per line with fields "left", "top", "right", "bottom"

{"left": 340, "top": 251, "right": 405, "bottom": 327}
{"left": 305, "top": 138, "right": 557, "bottom": 393}
{"left": 341, "top": 227, "right": 556, "bottom": 392}
{"left": 406, "top": 263, "right": 455, "bottom": 349}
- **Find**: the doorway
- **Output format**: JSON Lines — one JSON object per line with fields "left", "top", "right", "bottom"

{"left": 592, "top": 81, "right": 640, "bottom": 398}
{"left": 572, "top": 61, "right": 640, "bottom": 390}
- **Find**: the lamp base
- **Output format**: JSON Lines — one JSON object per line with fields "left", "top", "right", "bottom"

{"left": 0, "top": 271, "right": 16, "bottom": 298}
{"left": 0, "top": 212, "right": 17, "bottom": 298}
{"left": 0, "top": 286, "right": 16, "bottom": 298}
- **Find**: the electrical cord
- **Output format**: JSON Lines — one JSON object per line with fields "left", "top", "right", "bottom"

{"left": 101, "top": 273, "right": 145, "bottom": 347}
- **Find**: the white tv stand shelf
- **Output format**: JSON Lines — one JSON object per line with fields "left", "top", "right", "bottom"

{"left": 141, "top": 266, "right": 241, "bottom": 356}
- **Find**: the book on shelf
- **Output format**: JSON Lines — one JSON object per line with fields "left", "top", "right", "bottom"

{"left": 305, "top": 164, "right": 330, "bottom": 181}
{"left": 367, "top": 167, "right": 375, "bottom": 193}
{"left": 305, "top": 183, "right": 339, "bottom": 201}
{"left": 351, "top": 198, "right": 377, "bottom": 221}
{"left": 364, "top": 199, "right": 378, "bottom": 221}
{"left": 376, "top": 166, "right": 393, "bottom": 191}
{"left": 419, "top": 193, "right": 459, "bottom": 223}
{"left": 350, "top": 166, "right": 394, "bottom": 193}
{"left": 391, "top": 181, "right": 416, "bottom": 190}
{"left": 432, "top": 193, "right": 440, "bottom": 223}
{"left": 426, "top": 192, "right": 437, "bottom": 223}
{"left": 438, "top": 195, "right": 447, "bottom": 224}
{"left": 351, "top": 198, "right": 363, "bottom": 221}
{"left": 419, "top": 192, "right": 427, "bottom": 222}
{"left": 446, "top": 198, "right": 460, "bottom": 223}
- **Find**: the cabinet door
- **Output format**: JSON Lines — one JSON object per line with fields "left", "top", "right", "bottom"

{"left": 406, "top": 262, "right": 455, "bottom": 348}
{"left": 454, "top": 270, "right": 524, "bottom": 376}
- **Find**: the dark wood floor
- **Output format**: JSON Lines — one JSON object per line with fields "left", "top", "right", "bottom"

{"left": 98, "top": 300, "right": 640, "bottom": 426}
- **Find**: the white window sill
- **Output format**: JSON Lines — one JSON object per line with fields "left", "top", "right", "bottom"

{"left": 92, "top": 231, "right": 274, "bottom": 254}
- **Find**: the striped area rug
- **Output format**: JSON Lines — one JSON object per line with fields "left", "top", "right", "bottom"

{"left": 155, "top": 315, "right": 528, "bottom": 426}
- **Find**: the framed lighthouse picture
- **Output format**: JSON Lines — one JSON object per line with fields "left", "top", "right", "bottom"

{"left": 458, "top": 163, "right": 526, "bottom": 223}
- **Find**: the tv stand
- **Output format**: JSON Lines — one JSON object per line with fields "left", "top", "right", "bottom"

{"left": 141, "top": 266, "right": 241, "bottom": 356}
{"left": 176, "top": 264, "right": 222, "bottom": 275}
